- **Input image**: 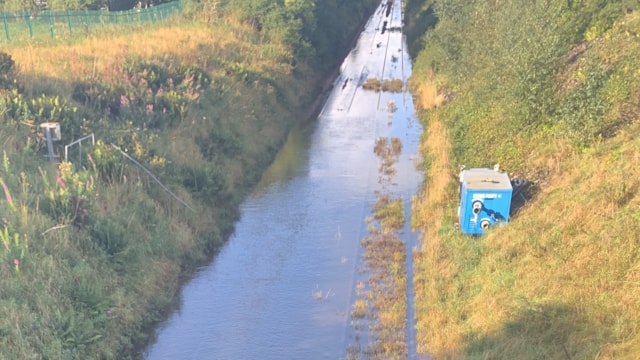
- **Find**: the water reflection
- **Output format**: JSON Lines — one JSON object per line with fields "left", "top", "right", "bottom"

{"left": 145, "top": 0, "right": 421, "bottom": 358}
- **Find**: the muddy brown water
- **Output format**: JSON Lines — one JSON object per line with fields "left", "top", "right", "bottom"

{"left": 144, "top": 0, "right": 424, "bottom": 358}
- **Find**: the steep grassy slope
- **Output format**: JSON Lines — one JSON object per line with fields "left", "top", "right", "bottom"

{"left": 407, "top": 1, "right": 640, "bottom": 359}
{"left": 0, "top": 1, "right": 378, "bottom": 358}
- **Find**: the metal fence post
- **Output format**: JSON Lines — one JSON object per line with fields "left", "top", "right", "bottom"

{"left": 49, "top": 11, "right": 54, "bottom": 38}
{"left": 67, "top": 10, "right": 72, "bottom": 34}
{"left": 2, "top": 12, "right": 9, "bottom": 41}
{"left": 0, "top": 1, "right": 182, "bottom": 42}
{"left": 26, "top": 11, "right": 33, "bottom": 37}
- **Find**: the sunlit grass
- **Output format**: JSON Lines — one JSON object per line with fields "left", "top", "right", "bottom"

{"left": 410, "top": 9, "right": 640, "bottom": 359}
{"left": 0, "top": 7, "right": 319, "bottom": 358}
{"left": 9, "top": 19, "right": 291, "bottom": 90}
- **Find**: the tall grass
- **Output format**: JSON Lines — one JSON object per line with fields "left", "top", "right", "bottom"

{"left": 0, "top": 0, "right": 376, "bottom": 356}
{"left": 408, "top": 2, "right": 640, "bottom": 359}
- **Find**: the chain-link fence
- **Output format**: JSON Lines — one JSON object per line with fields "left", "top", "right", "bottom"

{"left": 0, "top": 1, "right": 181, "bottom": 43}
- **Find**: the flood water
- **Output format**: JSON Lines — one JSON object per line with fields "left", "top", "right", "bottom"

{"left": 144, "top": 0, "right": 423, "bottom": 358}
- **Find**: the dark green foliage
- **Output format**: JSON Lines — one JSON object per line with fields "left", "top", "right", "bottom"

{"left": 221, "top": 0, "right": 380, "bottom": 70}
{"left": 196, "top": 227, "right": 224, "bottom": 257}
{"left": 0, "top": 52, "right": 17, "bottom": 89}
{"left": 196, "top": 126, "right": 242, "bottom": 160}
{"left": 90, "top": 217, "right": 128, "bottom": 257}
{"left": 92, "top": 142, "right": 124, "bottom": 183}
{"left": 72, "top": 81, "right": 122, "bottom": 117}
{"left": 411, "top": 0, "right": 638, "bottom": 171}
{"left": 69, "top": 276, "right": 108, "bottom": 315}
{"left": 403, "top": 0, "right": 437, "bottom": 58}
{"left": 123, "top": 60, "right": 170, "bottom": 91}
{"left": 311, "top": 0, "right": 380, "bottom": 70}
{"left": 181, "top": 164, "right": 227, "bottom": 201}
{"left": 553, "top": 63, "right": 611, "bottom": 144}
{"left": 221, "top": 0, "right": 314, "bottom": 59}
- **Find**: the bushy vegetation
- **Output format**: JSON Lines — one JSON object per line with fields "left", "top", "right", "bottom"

{"left": 409, "top": 0, "right": 640, "bottom": 172}
{"left": 407, "top": 0, "right": 640, "bottom": 358}
{"left": 218, "top": 0, "right": 379, "bottom": 73}
{"left": 0, "top": 0, "right": 379, "bottom": 358}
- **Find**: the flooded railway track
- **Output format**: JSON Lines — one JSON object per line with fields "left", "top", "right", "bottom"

{"left": 144, "top": 0, "right": 423, "bottom": 358}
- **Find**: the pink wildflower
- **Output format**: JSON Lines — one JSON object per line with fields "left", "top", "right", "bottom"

{"left": 0, "top": 179, "right": 12, "bottom": 205}
{"left": 57, "top": 177, "right": 67, "bottom": 189}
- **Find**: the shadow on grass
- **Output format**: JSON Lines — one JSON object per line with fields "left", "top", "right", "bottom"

{"left": 462, "top": 302, "right": 601, "bottom": 360}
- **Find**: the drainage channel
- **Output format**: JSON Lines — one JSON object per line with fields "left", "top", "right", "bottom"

{"left": 144, "top": 0, "right": 424, "bottom": 358}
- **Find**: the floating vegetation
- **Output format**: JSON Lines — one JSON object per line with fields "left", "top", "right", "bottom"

{"left": 362, "top": 78, "right": 404, "bottom": 93}
{"left": 348, "top": 136, "right": 408, "bottom": 359}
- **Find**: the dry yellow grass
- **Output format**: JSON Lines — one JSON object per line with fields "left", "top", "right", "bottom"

{"left": 413, "top": 110, "right": 640, "bottom": 358}
{"left": 476, "top": 130, "right": 640, "bottom": 357}
{"left": 9, "top": 20, "right": 289, "bottom": 88}
{"left": 409, "top": 8, "right": 640, "bottom": 360}
{"left": 409, "top": 69, "right": 445, "bottom": 111}
{"left": 412, "top": 96, "right": 461, "bottom": 357}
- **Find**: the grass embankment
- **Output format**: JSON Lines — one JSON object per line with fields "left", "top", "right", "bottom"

{"left": 407, "top": 1, "right": 640, "bottom": 359}
{"left": 0, "top": 0, "right": 380, "bottom": 355}
{"left": 0, "top": 20, "right": 309, "bottom": 359}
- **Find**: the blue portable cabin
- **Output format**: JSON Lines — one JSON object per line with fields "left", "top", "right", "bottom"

{"left": 458, "top": 168, "right": 513, "bottom": 235}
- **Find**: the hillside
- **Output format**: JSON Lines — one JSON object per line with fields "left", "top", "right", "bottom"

{"left": 406, "top": 0, "right": 640, "bottom": 359}
{"left": 0, "top": 1, "right": 379, "bottom": 358}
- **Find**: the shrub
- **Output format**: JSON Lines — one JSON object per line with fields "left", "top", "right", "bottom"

{"left": 90, "top": 217, "right": 128, "bottom": 258}
{"left": 0, "top": 52, "right": 16, "bottom": 89}
{"left": 181, "top": 164, "right": 226, "bottom": 202}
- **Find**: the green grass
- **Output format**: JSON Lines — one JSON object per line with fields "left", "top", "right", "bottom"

{"left": 408, "top": 2, "right": 640, "bottom": 359}
{"left": 0, "top": 0, "right": 380, "bottom": 357}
